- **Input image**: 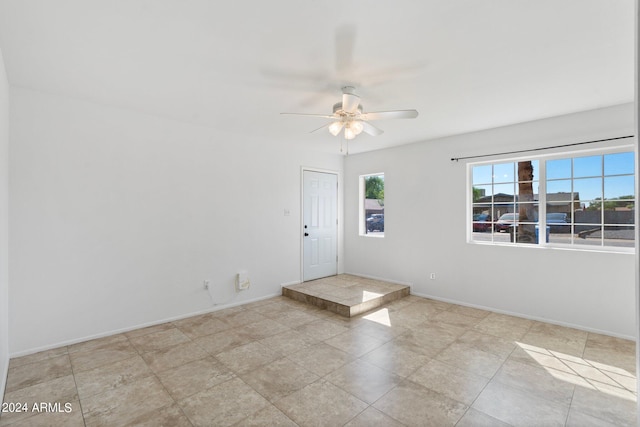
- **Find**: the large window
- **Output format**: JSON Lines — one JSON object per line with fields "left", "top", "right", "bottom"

{"left": 360, "top": 173, "right": 384, "bottom": 237}
{"left": 471, "top": 150, "right": 635, "bottom": 250}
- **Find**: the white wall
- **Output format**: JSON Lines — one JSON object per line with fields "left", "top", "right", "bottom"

{"left": 0, "top": 47, "right": 10, "bottom": 399}
{"left": 345, "top": 103, "right": 637, "bottom": 338}
{"left": 9, "top": 87, "right": 343, "bottom": 355}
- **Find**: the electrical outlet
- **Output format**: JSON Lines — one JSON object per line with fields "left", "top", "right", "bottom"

{"left": 203, "top": 280, "right": 210, "bottom": 290}
{"left": 429, "top": 273, "right": 436, "bottom": 280}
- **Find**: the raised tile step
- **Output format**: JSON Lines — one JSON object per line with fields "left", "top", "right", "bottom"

{"left": 282, "top": 275, "right": 410, "bottom": 317}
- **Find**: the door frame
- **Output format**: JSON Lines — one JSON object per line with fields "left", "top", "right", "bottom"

{"left": 300, "top": 167, "right": 341, "bottom": 282}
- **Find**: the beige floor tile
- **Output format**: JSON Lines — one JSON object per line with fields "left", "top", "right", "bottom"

{"left": 520, "top": 329, "right": 587, "bottom": 357}
{"left": 343, "top": 406, "right": 404, "bottom": 427}
{"left": 565, "top": 407, "right": 624, "bottom": 427}
{"left": 69, "top": 339, "right": 139, "bottom": 373}
{"left": 0, "top": 401, "right": 84, "bottom": 427}
{"left": 419, "top": 318, "right": 469, "bottom": 336}
{"left": 471, "top": 381, "right": 570, "bottom": 426}
{"left": 215, "top": 341, "right": 282, "bottom": 374}
{"left": 239, "top": 317, "right": 291, "bottom": 340}
{"left": 7, "top": 347, "right": 68, "bottom": 369}
{"left": 529, "top": 321, "right": 589, "bottom": 341}
{"left": 293, "top": 318, "right": 350, "bottom": 341}
{"left": 286, "top": 342, "right": 354, "bottom": 377}
{"left": 67, "top": 334, "right": 128, "bottom": 354}
{"left": 507, "top": 342, "right": 578, "bottom": 374}
{"left": 473, "top": 313, "right": 532, "bottom": 341}
{"left": 447, "top": 304, "right": 491, "bottom": 319}
{"left": 123, "top": 403, "right": 193, "bottom": 427}
{"left": 456, "top": 329, "right": 517, "bottom": 358}
{"left": 192, "top": 327, "right": 254, "bottom": 355}
{"left": 231, "top": 404, "right": 298, "bottom": 426}
{"left": 140, "top": 340, "right": 208, "bottom": 373}
{"left": 569, "top": 383, "right": 637, "bottom": 427}
{"left": 0, "top": 376, "right": 78, "bottom": 426}
{"left": 324, "top": 328, "right": 388, "bottom": 357}
{"left": 215, "top": 308, "right": 269, "bottom": 328}
{"left": 239, "top": 357, "right": 319, "bottom": 402}
{"left": 359, "top": 340, "right": 431, "bottom": 378}
{"left": 490, "top": 358, "right": 577, "bottom": 406}
{"left": 431, "top": 310, "right": 483, "bottom": 330}
{"left": 5, "top": 354, "right": 72, "bottom": 393}
{"left": 123, "top": 322, "right": 175, "bottom": 339}
{"left": 387, "top": 302, "right": 443, "bottom": 328}
{"left": 408, "top": 359, "right": 489, "bottom": 405}
{"left": 155, "top": 356, "right": 235, "bottom": 401}
{"left": 325, "top": 359, "right": 403, "bottom": 404}
{"left": 455, "top": 408, "right": 512, "bottom": 427}
{"left": 274, "top": 379, "right": 368, "bottom": 427}
{"left": 172, "top": 313, "right": 231, "bottom": 339}
{"left": 562, "top": 359, "right": 627, "bottom": 388}
{"left": 81, "top": 376, "right": 174, "bottom": 427}
{"left": 259, "top": 330, "right": 319, "bottom": 354}
{"left": 435, "top": 342, "right": 506, "bottom": 378}
{"left": 270, "top": 308, "right": 320, "bottom": 327}
{"left": 583, "top": 333, "right": 636, "bottom": 375}
{"left": 127, "top": 327, "right": 191, "bottom": 352}
{"left": 373, "top": 380, "right": 468, "bottom": 426}
{"left": 353, "top": 317, "right": 408, "bottom": 342}
{"left": 74, "top": 355, "right": 153, "bottom": 400}
{"left": 178, "top": 377, "right": 270, "bottom": 427}
{"left": 248, "top": 300, "right": 297, "bottom": 317}
{"left": 393, "top": 326, "right": 460, "bottom": 358}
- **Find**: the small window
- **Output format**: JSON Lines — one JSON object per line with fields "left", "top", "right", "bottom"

{"left": 470, "top": 150, "right": 635, "bottom": 251}
{"left": 360, "top": 173, "right": 384, "bottom": 237}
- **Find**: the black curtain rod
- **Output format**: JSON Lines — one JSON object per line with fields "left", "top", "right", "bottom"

{"left": 450, "top": 135, "right": 635, "bottom": 162}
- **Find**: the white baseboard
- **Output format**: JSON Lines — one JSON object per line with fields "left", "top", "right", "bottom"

{"left": 9, "top": 292, "right": 282, "bottom": 359}
{"left": 410, "top": 290, "right": 636, "bottom": 341}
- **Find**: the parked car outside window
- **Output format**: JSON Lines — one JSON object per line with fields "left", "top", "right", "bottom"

{"left": 494, "top": 212, "right": 569, "bottom": 233}
{"left": 366, "top": 214, "right": 384, "bottom": 232}
{"left": 495, "top": 213, "right": 518, "bottom": 232}
{"left": 472, "top": 214, "right": 492, "bottom": 232}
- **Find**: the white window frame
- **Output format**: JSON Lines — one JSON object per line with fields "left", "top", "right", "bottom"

{"left": 359, "top": 172, "right": 385, "bottom": 238}
{"left": 467, "top": 145, "right": 635, "bottom": 253}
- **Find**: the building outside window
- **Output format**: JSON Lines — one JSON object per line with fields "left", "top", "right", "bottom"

{"left": 470, "top": 150, "right": 635, "bottom": 250}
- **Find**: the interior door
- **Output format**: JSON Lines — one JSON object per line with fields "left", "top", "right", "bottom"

{"left": 303, "top": 170, "right": 338, "bottom": 281}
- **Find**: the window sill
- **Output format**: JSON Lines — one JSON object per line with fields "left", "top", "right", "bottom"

{"left": 467, "top": 239, "right": 635, "bottom": 254}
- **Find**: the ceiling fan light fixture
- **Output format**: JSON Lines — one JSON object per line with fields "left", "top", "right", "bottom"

{"left": 344, "top": 127, "right": 356, "bottom": 140}
{"left": 328, "top": 121, "right": 344, "bottom": 136}
{"left": 350, "top": 121, "right": 364, "bottom": 135}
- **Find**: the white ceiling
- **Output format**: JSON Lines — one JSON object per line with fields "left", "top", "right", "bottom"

{"left": 0, "top": 0, "right": 634, "bottom": 154}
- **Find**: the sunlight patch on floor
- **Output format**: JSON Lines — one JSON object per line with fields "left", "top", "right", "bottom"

{"left": 363, "top": 308, "right": 391, "bottom": 327}
{"left": 516, "top": 342, "right": 637, "bottom": 402}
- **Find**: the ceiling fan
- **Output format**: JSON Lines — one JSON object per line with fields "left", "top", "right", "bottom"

{"left": 281, "top": 86, "right": 418, "bottom": 140}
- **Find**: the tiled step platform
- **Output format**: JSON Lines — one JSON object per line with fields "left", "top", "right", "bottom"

{"left": 282, "top": 274, "right": 410, "bottom": 317}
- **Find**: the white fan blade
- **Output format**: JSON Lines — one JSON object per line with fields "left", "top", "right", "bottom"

{"left": 362, "top": 121, "right": 384, "bottom": 136}
{"left": 342, "top": 92, "right": 360, "bottom": 113}
{"left": 361, "top": 110, "right": 419, "bottom": 120}
{"left": 281, "top": 112, "right": 336, "bottom": 119}
{"left": 309, "top": 122, "right": 331, "bottom": 133}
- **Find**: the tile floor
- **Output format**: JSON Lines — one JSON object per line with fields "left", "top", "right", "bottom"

{"left": 0, "top": 276, "right": 636, "bottom": 426}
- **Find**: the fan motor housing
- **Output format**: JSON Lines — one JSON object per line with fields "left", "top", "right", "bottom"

{"left": 333, "top": 102, "right": 363, "bottom": 116}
